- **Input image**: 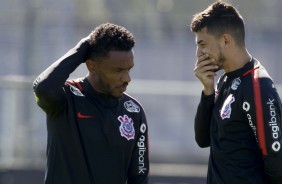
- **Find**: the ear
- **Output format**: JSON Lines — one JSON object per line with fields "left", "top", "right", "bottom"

{"left": 85, "top": 59, "right": 97, "bottom": 73}
{"left": 221, "top": 34, "right": 233, "bottom": 48}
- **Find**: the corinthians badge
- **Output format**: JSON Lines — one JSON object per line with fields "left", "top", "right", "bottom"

{"left": 117, "top": 115, "right": 135, "bottom": 140}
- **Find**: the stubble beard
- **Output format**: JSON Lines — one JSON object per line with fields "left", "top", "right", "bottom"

{"left": 215, "top": 49, "right": 226, "bottom": 72}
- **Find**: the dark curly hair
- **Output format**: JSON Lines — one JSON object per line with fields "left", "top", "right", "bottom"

{"left": 88, "top": 23, "right": 135, "bottom": 59}
{"left": 190, "top": 1, "right": 245, "bottom": 46}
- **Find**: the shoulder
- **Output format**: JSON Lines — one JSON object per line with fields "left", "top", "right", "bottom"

{"left": 245, "top": 59, "right": 280, "bottom": 95}
{"left": 241, "top": 58, "right": 273, "bottom": 83}
{"left": 246, "top": 58, "right": 272, "bottom": 80}
{"left": 122, "top": 93, "right": 145, "bottom": 113}
{"left": 65, "top": 78, "right": 85, "bottom": 96}
{"left": 252, "top": 58, "right": 272, "bottom": 79}
{"left": 253, "top": 59, "right": 276, "bottom": 89}
{"left": 66, "top": 78, "right": 84, "bottom": 88}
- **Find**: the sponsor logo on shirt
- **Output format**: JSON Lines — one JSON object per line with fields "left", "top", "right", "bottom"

{"left": 117, "top": 115, "right": 135, "bottom": 141}
{"left": 220, "top": 94, "right": 235, "bottom": 119}
{"left": 138, "top": 123, "right": 147, "bottom": 174}
{"left": 243, "top": 102, "right": 258, "bottom": 142}
{"left": 267, "top": 99, "right": 281, "bottom": 152}
{"left": 231, "top": 77, "right": 241, "bottom": 90}
{"left": 140, "top": 123, "right": 146, "bottom": 133}
{"left": 70, "top": 86, "right": 84, "bottom": 96}
{"left": 124, "top": 100, "right": 140, "bottom": 113}
{"left": 77, "top": 112, "right": 94, "bottom": 119}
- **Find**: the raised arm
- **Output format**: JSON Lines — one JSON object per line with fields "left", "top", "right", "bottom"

{"left": 33, "top": 36, "right": 89, "bottom": 116}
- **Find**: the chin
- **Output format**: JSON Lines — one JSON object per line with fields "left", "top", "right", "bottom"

{"left": 111, "top": 92, "right": 124, "bottom": 98}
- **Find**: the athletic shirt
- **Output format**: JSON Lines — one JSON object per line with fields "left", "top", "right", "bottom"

{"left": 195, "top": 58, "right": 282, "bottom": 184}
{"left": 33, "top": 46, "right": 149, "bottom": 184}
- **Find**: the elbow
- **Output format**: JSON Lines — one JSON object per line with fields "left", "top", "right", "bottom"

{"left": 194, "top": 120, "right": 211, "bottom": 148}
{"left": 197, "top": 141, "right": 210, "bottom": 148}
{"left": 195, "top": 136, "right": 210, "bottom": 148}
{"left": 33, "top": 78, "right": 41, "bottom": 94}
{"left": 33, "top": 79, "right": 45, "bottom": 105}
{"left": 33, "top": 78, "right": 49, "bottom": 97}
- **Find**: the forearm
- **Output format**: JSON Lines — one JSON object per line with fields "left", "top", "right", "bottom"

{"left": 194, "top": 91, "right": 214, "bottom": 147}
{"left": 33, "top": 39, "right": 88, "bottom": 96}
{"left": 33, "top": 37, "right": 89, "bottom": 113}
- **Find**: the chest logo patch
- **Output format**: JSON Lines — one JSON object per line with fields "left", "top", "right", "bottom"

{"left": 117, "top": 115, "right": 135, "bottom": 141}
{"left": 70, "top": 86, "right": 84, "bottom": 96}
{"left": 220, "top": 94, "right": 235, "bottom": 120}
{"left": 124, "top": 100, "right": 140, "bottom": 113}
{"left": 231, "top": 77, "right": 241, "bottom": 90}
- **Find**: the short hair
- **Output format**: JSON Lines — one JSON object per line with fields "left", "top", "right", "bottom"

{"left": 88, "top": 23, "right": 135, "bottom": 59}
{"left": 190, "top": 1, "right": 245, "bottom": 46}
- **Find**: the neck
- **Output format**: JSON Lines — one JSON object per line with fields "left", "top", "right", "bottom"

{"left": 224, "top": 47, "right": 251, "bottom": 73}
{"left": 86, "top": 74, "right": 101, "bottom": 93}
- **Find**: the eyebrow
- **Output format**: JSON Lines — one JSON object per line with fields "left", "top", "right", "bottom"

{"left": 115, "top": 65, "right": 134, "bottom": 70}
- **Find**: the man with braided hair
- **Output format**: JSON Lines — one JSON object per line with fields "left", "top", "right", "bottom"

{"left": 33, "top": 23, "right": 149, "bottom": 184}
{"left": 191, "top": 1, "right": 282, "bottom": 184}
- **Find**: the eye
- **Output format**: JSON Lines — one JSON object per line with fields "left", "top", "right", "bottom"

{"left": 115, "top": 68, "right": 123, "bottom": 72}
{"left": 112, "top": 67, "right": 122, "bottom": 72}
{"left": 199, "top": 43, "right": 205, "bottom": 47}
{"left": 196, "top": 41, "right": 206, "bottom": 48}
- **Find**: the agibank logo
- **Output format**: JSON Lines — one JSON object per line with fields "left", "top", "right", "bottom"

{"left": 138, "top": 123, "right": 147, "bottom": 174}
{"left": 117, "top": 115, "right": 135, "bottom": 141}
{"left": 267, "top": 99, "right": 281, "bottom": 152}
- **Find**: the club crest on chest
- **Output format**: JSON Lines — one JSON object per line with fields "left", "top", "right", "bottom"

{"left": 117, "top": 115, "right": 135, "bottom": 141}
{"left": 220, "top": 94, "right": 235, "bottom": 120}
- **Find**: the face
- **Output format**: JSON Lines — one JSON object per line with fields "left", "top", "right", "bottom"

{"left": 88, "top": 50, "right": 134, "bottom": 97}
{"left": 195, "top": 27, "right": 226, "bottom": 71}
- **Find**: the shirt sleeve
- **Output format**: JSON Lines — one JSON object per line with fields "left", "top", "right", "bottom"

{"left": 127, "top": 109, "right": 149, "bottom": 184}
{"left": 194, "top": 91, "right": 214, "bottom": 148}
{"left": 245, "top": 73, "right": 282, "bottom": 183}
{"left": 33, "top": 38, "right": 89, "bottom": 117}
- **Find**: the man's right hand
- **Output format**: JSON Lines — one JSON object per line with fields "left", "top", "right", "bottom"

{"left": 194, "top": 54, "right": 218, "bottom": 95}
{"left": 74, "top": 35, "right": 91, "bottom": 62}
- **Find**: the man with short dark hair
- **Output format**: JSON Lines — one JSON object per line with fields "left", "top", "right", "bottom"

{"left": 33, "top": 23, "right": 149, "bottom": 184}
{"left": 191, "top": 1, "right": 282, "bottom": 183}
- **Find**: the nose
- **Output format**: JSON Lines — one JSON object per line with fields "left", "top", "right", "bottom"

{"left": 196, "top": 46, "right": 204, "bottom": 57}
{"left": 196, "top": 46, "right": 208, "bottom": 57}
{"left": 122, "top": 71, "right": 131, "bottom": 83}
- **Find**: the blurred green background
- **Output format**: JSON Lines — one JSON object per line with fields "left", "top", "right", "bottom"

{"left": 1, "top": 0, "right": 282, "bottom": 183}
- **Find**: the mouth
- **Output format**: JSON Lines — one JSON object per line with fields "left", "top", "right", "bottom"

{"left": 117, "top": 84, "right": 128, "bottom": 92}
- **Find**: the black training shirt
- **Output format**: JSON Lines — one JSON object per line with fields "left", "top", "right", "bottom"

{"left": 33, "top": 45, "right": 149, "bottom": 184}
{"left": 195, "top": 58, "right": 282, "bottom": 184}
